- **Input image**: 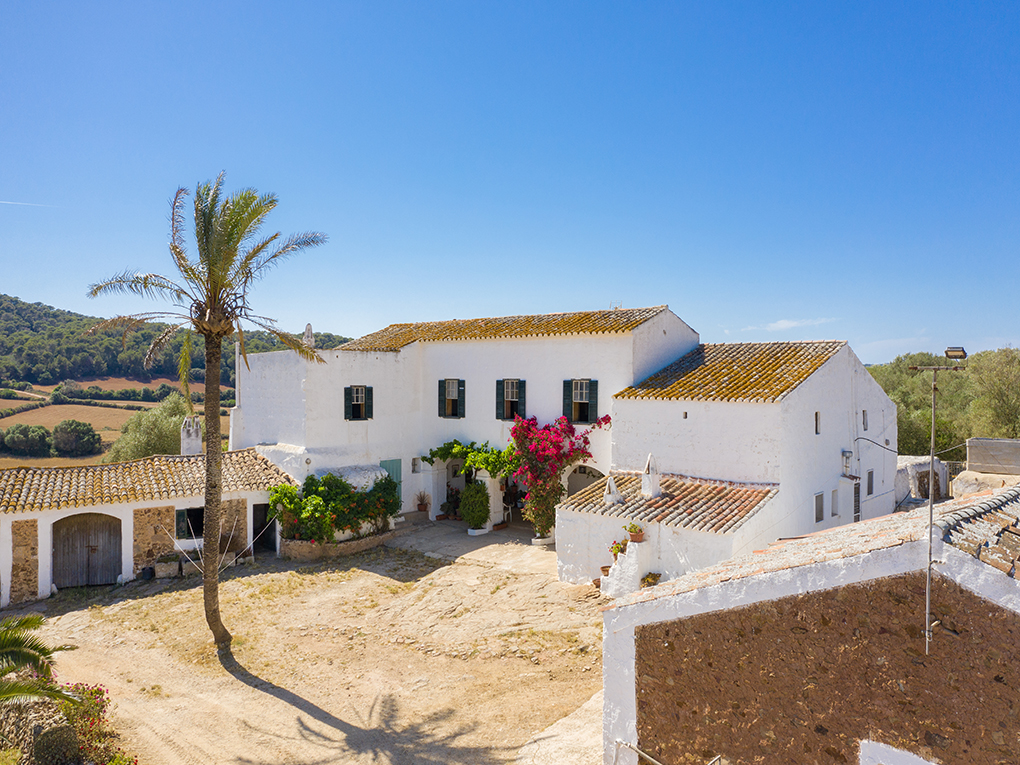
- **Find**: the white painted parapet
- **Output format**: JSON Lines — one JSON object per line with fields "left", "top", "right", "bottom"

{"left": 600, "top": 539, "right": 656, "bottom": 598}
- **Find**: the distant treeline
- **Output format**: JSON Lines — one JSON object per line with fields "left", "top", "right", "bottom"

{"left": 0, "top": 293, "right": 350, "bottom": 388}
{"left": 869, "top": 349, "right": 1020, "bottom": 461}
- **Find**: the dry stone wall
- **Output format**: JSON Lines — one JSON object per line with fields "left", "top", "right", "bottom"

{"left": 221, "top": 498, "right": 248, "bottom": 552}
{"left": 132, "top": 505, "right": 175, "bottom": 573}
{"left": 634, "top": 572, "right": 1020, "bottom": 764}
{"left": 11, "top": 519, "right": 38, "bottom": 604}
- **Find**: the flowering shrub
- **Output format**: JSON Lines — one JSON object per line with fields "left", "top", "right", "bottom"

{"left": 509, "top": 414, "right": 611, "bottom": 536}
{"left": 269, "top": 472, "right": 401, "bottom": 542}
{"left": 59, "top": 683, "right": 138, "bottom": 765}
{"left": 609, "top": 539, "right": 628, "bottom": 557}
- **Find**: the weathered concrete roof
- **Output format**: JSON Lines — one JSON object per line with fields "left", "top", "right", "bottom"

{"left": 340, "top": 306, "right": 669, "bottom": 352}
{"left": 0, "top": 449, "right": 295, "bottom": 514}
{"left": 615, "top": 341, "right": 845, "bottom": 403}
{"left": 609, "top": 487, "right": 1020, "bottom": 610}
{"left": 558, "top": 471, "right": 778, "bottom": 534}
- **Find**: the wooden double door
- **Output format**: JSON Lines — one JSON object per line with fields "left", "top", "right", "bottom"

{"left": 52, "top": 513, "right": 122, "bottom": 588}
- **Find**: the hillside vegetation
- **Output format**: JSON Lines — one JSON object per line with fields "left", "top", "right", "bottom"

{"left": 868, "top": 349, "right": 1020, "bottom": 460}
{"left": 0, "top": 293, "right": 349, "bottom": 388}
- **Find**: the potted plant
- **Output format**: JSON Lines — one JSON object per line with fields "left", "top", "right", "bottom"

{"left": 609, "top": 539, "right": 628, "bottom": 560}
{"left": 460, "top": 481, "right": 491, "bottom": 535}
{"left": 623, "top": 522, "right": 644, "bottom": 543}
{"left": 415, "top": 490, "right": 431, "bottom": 513}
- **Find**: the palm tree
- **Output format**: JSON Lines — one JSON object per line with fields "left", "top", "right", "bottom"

{"left": 0, "top": 614, "right": 78, "bottom": 707}
{"left": 89, "top": 173, "right": 326, "bottom": 648}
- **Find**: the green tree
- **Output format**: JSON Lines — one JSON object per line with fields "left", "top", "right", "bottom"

{"left": 88, "top": 173, "right": 326, "bottom": 649}
{"left": 3, "top": 424, "right": 52, "bottom": 457}
{"left": 52, "top": 419, "right": 103, "bottom": 457}
{"left": 0, "top": 614, "right": 79, "bottom": 707}
{"left": 102, "top": 394, "right": 190, "bottom": 463}
{"left": 966, "top": 348, "right": 1020, "bottom": 439}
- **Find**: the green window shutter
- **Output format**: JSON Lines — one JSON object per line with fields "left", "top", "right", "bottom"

{"left": 365, "top": 386, "right": 373, "bottom": 419}
{"left": 589, "top": 380, "right": 598, "bottom": 423}
{"left": 495, "top": 379, "right": 504, "bottom": 419}
{"left": 438, "top": 379, "right": 446, "bottom": 417}
{"left": 344, "top": 386, "right": 352, "bottom": 420}
{"left": 518, "top": 379, "right": 526, "bottom": 419}
{"left": 457, "top": 379, "right": 466, "bottom": 418}
{"left": 176, "top": 508, "right": 188, "bottom": 540}
{"left": 563, "top": 380, "right": 572, "bottom": 421}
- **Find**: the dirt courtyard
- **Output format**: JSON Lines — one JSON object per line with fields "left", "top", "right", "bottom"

{"left": 30, "top": 527, "right": 605, "bottom": 764}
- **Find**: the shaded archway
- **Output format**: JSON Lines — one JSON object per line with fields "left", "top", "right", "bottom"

{"left": 567, "top": 465, "right": 604, "bottom": 496}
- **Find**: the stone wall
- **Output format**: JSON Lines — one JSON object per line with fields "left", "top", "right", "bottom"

{"left": 634, "top": 572, "right": 1020, "bottom": 764}
{"left": 133, "top": 505, "right": 175, "bottom": 574}
{"left": 220, "top": 498, "right": 248, "bottom": 552}
{"left": 11, "top": 519, "right": 38, "bottom": 604}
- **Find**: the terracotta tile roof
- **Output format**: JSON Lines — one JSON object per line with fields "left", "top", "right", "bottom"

{"left": 615, "top": 341, "right": 845, "bottom": 403}
{"left": 340, "top": 306, "right": 669, "bottom": 352}
{"left": 558, "top": 471, "right": 778, "bottom": 534}
{"left": 609, "top": 486, "right": 1020, "bottom": 610}
{"left": 0, "top": 449, "right": 295, "bottom": 514}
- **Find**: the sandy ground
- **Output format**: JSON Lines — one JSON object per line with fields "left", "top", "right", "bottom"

{"left": 27, "top": 523, "right": 605, "bottom": 765}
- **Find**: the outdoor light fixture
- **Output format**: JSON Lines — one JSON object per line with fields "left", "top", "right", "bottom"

{"left": 945, "top": 347, "right": 967, "bottom": 360}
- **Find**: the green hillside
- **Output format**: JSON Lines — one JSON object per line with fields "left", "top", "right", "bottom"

{"left": 0, "top": 293, "right": 349, "bottom": 388}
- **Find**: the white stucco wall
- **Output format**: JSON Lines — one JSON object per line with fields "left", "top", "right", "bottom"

{"left": 0, "top": 491, "right": 266, "bottom": 607}
{"left": 629, "top": 311, "right": 699, "bottom": 383}
{"left": 611, "top": 397, "right": 781, "bottom": 481}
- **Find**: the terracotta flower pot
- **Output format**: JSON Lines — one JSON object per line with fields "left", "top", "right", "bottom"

{"left": 629, "top": 531, "right": 645, "bottom": 543}
{"left": 417, "top": 503, "right": 428, "bottom": 512}
{"left": 600, "top": 565, "right": 612, "bottom": 576}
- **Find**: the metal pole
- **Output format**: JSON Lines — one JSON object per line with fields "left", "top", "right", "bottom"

{"left": 925, "top": 369, "right": 936, "bottom": 656}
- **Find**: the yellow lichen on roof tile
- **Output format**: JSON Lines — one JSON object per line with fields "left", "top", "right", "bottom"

{"left": 341, "top": 306, "right": 668, "bottom": 352}
{"left": 0, "top": 449, "right": 295, "bottom": 514}
{"left": 615, "top": 341, "right": 845, "bottom": 403}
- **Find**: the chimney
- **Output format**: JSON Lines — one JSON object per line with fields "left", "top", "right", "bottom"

{"left": 181, "top": 415, "right": 203, "bottom": 456}
{"left": 603, "top": 476, "right": 624, "bottom": 506}
{"left": 641, "top": 453, "right": 661, "bottom": 498}
{"left": 303, "top": 323, "right": 315, "bottom": 349}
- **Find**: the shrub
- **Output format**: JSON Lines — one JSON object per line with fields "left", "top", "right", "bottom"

{"left": 459, "top": 481, "right": 491, "bottom": 529}
{"left": 271, "top": 471, "right": 402, "bottom": 541}
{"left": 52, "top": 420, "right": 102, "bottom": 457}
{"left": 33, "top": 724, "right": 79, "bottom": 765}
{"left": 3, "top": 423, "right": 52, "bottom": 456}
{"left": 102, "top": 393, "right": 189, "bottom": 463}
{"left": 60, "top": 683, "right": 137, "bottom": 765}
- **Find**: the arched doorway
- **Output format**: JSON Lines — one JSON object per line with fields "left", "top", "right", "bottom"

{"left": 567, "top": 465, "right": 604, "bottom": 496}
{"left": 52, "top": 513, "right": 122, "bottom": 588}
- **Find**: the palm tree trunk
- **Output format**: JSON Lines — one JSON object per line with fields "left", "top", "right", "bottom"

{"left": 202, "top": 335, "right": 232, "bottom": 648}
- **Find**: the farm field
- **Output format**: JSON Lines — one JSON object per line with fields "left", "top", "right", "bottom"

{"left": 27, "top": 376, "right": 185, "bottom": 395}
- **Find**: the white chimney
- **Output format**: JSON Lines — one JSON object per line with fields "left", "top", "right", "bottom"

{"left": 641, "top": 453, "right": 661, "bottom": 498}
{"left": 303, "top": 323, "right": 315, "bottom": 348}
{"left": 603, "top": 476, "right": 624, "bottom": 506}
{"left": 181, "top": 415, "right": 203, "bottom": 456}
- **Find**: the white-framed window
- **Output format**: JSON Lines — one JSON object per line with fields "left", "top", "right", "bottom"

{"left": 572, "top": 379, "right": 590, "bottom": 422}
{"left": 831, "top": 489, "right": 838, "bottom": 517}
{"left": 504, "top": 379, "right": 520, "bottom": 418}
{"left": 563, "top": 379, "right": 598, "bottom": 423}
{"left": 814, "top": 492, "right": 824, "bottom": 523}
{"left": 344, "top": 385, "right": 372, "bottom": 420}
{"left": 862, "top": 409, "right": 869, "bottom": 431}
{"left": 867, "top": 469, "right": 874, "bottom": 496}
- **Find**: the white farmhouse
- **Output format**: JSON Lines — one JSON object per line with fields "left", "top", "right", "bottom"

{"left": 230, "top": 305, "right": 896, "bottom": 587}
{"left": 557, "top": 340, "right": 897, "bottom": 586}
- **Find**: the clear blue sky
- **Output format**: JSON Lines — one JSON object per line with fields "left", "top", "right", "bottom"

{"left": 1, "top": 1, "right": 1017, "bottom": 364}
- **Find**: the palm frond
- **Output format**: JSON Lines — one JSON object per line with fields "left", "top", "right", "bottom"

{"left": 251, "top": 231, "right": 328, "bottom": 277}
{"left": 85, "top": 313, "right": 183, "bottom": 352}
{"left": 144, "top": 323, "right": 186, "bottom": 370}
{"left": 87, "top": 271, "right": 191, "bottom": 303}
{"left": 0, "top": 678, "right": 81, "bottom": 708}
{"left": 177, "top": 331, "right": 194, "bottom": 413}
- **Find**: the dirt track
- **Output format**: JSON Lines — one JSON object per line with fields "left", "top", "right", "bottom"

{"left": 33, "top": 536, "right": 604, "bottom": 764}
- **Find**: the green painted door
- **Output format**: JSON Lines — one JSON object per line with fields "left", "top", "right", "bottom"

{"left": 380, "top": 459, "right": 402, "bottom": 510}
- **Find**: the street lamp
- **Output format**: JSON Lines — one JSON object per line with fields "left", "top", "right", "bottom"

{"left": 909, "top": 346, "right": 967, "bottom": 655}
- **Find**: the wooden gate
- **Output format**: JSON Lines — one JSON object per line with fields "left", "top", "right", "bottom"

{"left": 52, "top": 513, "right": 122, "bottom": 588}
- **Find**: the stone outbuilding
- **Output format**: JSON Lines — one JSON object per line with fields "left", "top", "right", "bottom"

{"left": 602, "top": 486, "right": 1020, "bottom": 764}
{"left": 0, "top": 448, "right": 293, "bottom": 607}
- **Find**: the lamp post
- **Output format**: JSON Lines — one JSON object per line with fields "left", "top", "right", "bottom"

{"left": 909, "top": 346, "right": 967, "bottom": 655}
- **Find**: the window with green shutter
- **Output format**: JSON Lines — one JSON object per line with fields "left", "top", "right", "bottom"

{"left": 176, "top": 507, "right": 204, "bottom": 539}
{"left": 496, "top": 379, "right": 525, "bottom": 420}
{"left": 564, "top": 379, "right": 597, "bottom": 423}
{"left": 344, "top": 385, "right": 372, "bottom": 420}
{"left": 441, "top": 379, "right": 465, "bottom": 418}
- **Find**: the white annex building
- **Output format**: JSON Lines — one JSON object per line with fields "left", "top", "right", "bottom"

{"left": 230, "top": 305, "right": 897, "bottom": 587}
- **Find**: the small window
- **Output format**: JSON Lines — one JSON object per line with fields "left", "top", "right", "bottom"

{"left": 498, "top": 379, "right": 525, "bottom": 419}
{"left": 344, "top": 385, "right": 373, "bottom": 420}
{"left": 814, "top": 493, "right": 824, "bottom": 523}
{"left": 411, "top": 457, "right": 421, "bottom": 474}
{"left": 862, "top": 409, "right": 869, "bottom": 431}
{"left": 867, "top": 469, "right": 874, "bottom": 496}
{"left": 563, "top": 379, "right": 598, "bottom": 423}
{"left": 814, "top": 411, "right": 821, "bottom": 435}
{"left": 439, "top": 379, "right": 465, "bottom": 418}
{"left": 176, "top": 507, "right": 204, "bottom": 539}
{"left": 831, "top": 489, "right": 838, "bottom": 517}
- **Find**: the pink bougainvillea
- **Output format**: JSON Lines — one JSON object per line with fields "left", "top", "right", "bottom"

{"left": 509, "top": 414, "right": 611, "bottom": 536}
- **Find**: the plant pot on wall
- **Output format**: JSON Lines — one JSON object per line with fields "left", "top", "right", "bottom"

{"left": 629, "top": 531, "right": 645, "bottom": 543}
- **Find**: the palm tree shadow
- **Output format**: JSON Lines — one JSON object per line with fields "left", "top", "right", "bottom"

{"left": 218, "top": 648, "right": 513, "bottom": 765}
